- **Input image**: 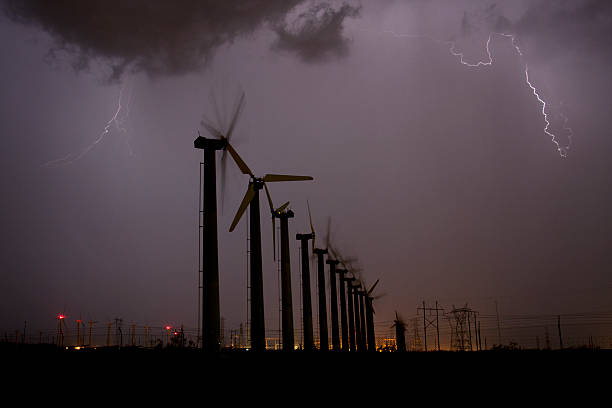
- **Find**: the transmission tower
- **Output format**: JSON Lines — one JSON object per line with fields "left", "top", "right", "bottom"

{"left": 448, "top": 305, "right": 477, "bottom": 351}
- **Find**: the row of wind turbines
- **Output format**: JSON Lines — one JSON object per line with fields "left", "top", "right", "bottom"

{"left": 194, "top": 92, "right": 381, "bottom": 352}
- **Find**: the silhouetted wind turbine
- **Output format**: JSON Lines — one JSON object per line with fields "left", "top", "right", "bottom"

{"left": 357, "top": 285, "right": 368, "bottom": 351}
{"left": 266, "top": 190, "right": 294, "bottom": 351}
{"left": 326, "top": 251, "right": 341, "bottom": 350}
{"left": 345, "top": 276, "right": 357, "bottom": 351}
{"left": 364, "top": 279, "right": 380, "bottom": 352}
{"left": 308, "top": 202, "right": 329, "bottom": 351}
{"left": 229, "top": 157, "right": 312, "bottom": 351}
{"left": 392, "top": 312, "right": 407, "bottom": 352}
{"left": 194, "top": 90, "right": 246, "bottom": 352}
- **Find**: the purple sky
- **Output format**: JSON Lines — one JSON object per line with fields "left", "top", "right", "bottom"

{"left": 1, "top": 1, "right": 611, "bottom": 347}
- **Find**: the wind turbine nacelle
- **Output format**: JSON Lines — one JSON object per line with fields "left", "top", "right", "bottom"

{"left": 274, "top": 209, "right": 294, "bottom": 219}
{"left": 296, "top": 233, "right": 314, "bottom": 241}
{"left": 194, "top": 136, "right": 227, "bottom": 151}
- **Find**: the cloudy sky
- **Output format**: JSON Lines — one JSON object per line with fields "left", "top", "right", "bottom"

{"left": 1, "top": 0, "right": 611, "bottom": 345}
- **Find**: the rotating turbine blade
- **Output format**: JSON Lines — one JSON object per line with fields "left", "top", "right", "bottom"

{"left": 307, "top": 200, "right": 315, "bottom": 252}
{"left": 263, "top": 183, "right": 276, "bottom": 260}
{"left": 200, "top": 114, "right": 223, "bottom": 138}
{"left": 275, "top": 202, "right": 290, "bottom": 213}
{"left": 262, "top": 174, "right": 313, "bottom": 182}
{"left": 325, "top": 217, "right": 331, "bottom": 250}
{"left": 272, "top": 214, "right": 276, "bottom": 261}
{"left": 219, "top": 149, "right": 228, "bottom": 215}
{"left": 367, "top": 279, "right": 380, "bottom": 295}
{"left": 226, "top": 91, "right": 245, "bottom": 141}
{"left": 209, "top": 90, "right": 225, "bottom": 134}
{"left": 229, "top": 184, "right": 256, "bottom": 232}
{"left": 226, "top": 144, "right": 253, "bottom": 176}
{"left": 263, "top": 183, "right": 274, "bottom": 213}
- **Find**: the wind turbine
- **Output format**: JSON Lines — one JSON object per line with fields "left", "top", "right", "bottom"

{"left": 326, "top": 231, "right": 352, "bottom": 351}
{"left": 335, "top": 266, "right": 349, "bottom": 351}
{"left": 352, "top": 280, "right": 364, "bottom": 351}
{"left": 345, "top": 276, "right": 357, "bottom": 351}
{"left": 392, "top": 312, "right": 407, "bottom": 352}
{"left": 308, "top": 202, "right": 329, "bottom": 351}
{"left": 325, "top": 247, "right": 341, "bottom": 351}
{"left": 229, "top": 156, "right": 313, "bottom": 351}
{"left": 194, "top": 90, "right": 246, "bottom": 352}
{"left": 364, "top": 279, "right": 380, "bottom": 352}
{"left": 267, "top": 190, "right": 294, "bottom": 351}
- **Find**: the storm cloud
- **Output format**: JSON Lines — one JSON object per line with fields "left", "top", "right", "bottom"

{"left": 1, "top": 0, "right": 360, "bottom": 80}
{"left": 455, "top": 0, "right": 612, "bottom": 61}
{"left": 273, "top": 2, "right": 360, "bottom": 62}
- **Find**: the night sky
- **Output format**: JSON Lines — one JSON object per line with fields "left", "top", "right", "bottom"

{"left": 1, "top": 1, "right": 611, "bottom": 346}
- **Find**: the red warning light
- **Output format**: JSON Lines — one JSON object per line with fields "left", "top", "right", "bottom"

{"left": 58, "top": 314, "right": 65, "bottom": 320}
{"left": 165, "top": 326, "right": 171, "bottom": 331}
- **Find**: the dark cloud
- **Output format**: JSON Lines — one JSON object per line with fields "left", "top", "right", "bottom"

{"left": 272, "top": 2, "right": 360, "bottom": 62}
{"left": 1, "top": 0, "right": 360, "bottom": 80}
{"left": 510, "top": 0, "right": 612, "bottom": 60}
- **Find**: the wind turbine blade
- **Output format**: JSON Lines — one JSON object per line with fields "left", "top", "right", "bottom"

{"left": 209, "top": 90, "right": 225, "bottom": 133}
{"left": 220, "top": 150, "right": 227, "bottom": 215}
{"left": 272, "top": 216, "right": 276, "bottom": 261}
{"left": 263, "top": 183, "right": 274, "bottom": 213}
{"left": 275, "top": 202, "right": 290, "bottom": 213}
{"left": 262, "top": 174, "right": 313, "bottom": 182}
{"left": 227, "top": 143, "right": 253, "bottom": 176}
{"left": 226, "top": 91, "right": 245, "bottom": 141}
{"left": 307, "top": 200, "right": 316, "bottom": 251}
{"left": 328, "top": 242, "right": 337, "bottom": 260}
{"left": 325, "top": 216, "right": 331, "bottom": 249}
{"left": 229, "top": 184, "right": 256, "bottom": 232}
{"left": 367, "top": 279, "right": 380, "bottom": 295}
{"left": 200, "top": 119, "right": 223, "bottom": 139}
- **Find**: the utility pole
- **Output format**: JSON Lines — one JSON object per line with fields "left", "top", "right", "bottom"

{"left": 557, "top": 315, "right": 564, "bottom": 350}
{"left": 76, "top": 319, "right": 81, "bottom": 347}
{"left": 114, "top": 318, "right": 123, "bottom": 347}
{"left": 495, "top": 300, "right": 502, "bottom": 346}
{"left": 417, "top": 301, "right": 444, "bottom": 351}
{"left": 473, "top": 312, "right": 478, "bottom": 351}
{"left": 88, "top": 321, "right": 94, "bottom": 347}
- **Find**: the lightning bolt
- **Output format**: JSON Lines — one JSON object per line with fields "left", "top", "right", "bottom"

{"left": 43, "top": 85, "right": 134, "bottom": 168}
{"left": 375, "top": 29, "right": 572, "bottom": 157}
